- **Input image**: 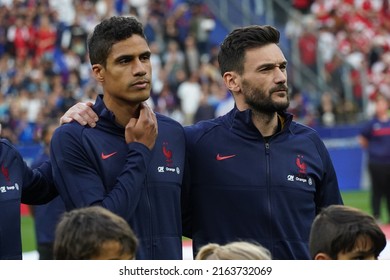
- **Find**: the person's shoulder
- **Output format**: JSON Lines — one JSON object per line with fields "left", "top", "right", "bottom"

{"left": 0, "top": 138, "right": 18, "bottom": 153}
{"left": 289, "top": 121, "right": 320, "bottom": 136}
{"left": 0, "top": 138, "right": 13, "bottom": 148}
{"left": 186, "top": 117, "right": 218, "bottom": 128}
{"left": 184, "top": 117, "right": 222, "bottom": 143}
{"left": 0, "top": 138, "right": 22, "bottom": 161}
{"left": 51, "top": 122, "right": 92, "bottom": 150}
{"left": 289, "top": 121, "right": 331, "bottom": 150}
{"left": 53, "top": 121, "right": 88, "bottom": 137}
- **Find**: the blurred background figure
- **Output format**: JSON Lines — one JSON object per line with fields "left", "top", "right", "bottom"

{"left": 358, "top": 93, "right": 390, "bottom": 224}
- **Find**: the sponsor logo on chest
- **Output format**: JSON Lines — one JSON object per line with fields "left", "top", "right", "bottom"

{"left": 0, "top": 183, "right": 20, "bottom": 193}
{"left": 286, "top": 154, "right": 313, "bottom": 185}
{"left": 157, "top": 141, "right": 181, "bottom": 175}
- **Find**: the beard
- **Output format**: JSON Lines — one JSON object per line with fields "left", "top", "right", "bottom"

{"left": 242, "top": 80, "right": 290, "bottom": 114}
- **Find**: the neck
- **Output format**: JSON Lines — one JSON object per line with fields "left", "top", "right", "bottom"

{"left": 251, "top": 110, "right": 279, "bottom": 137}
{"left": 104, "top": 97, "right": 140, "bottom": 127}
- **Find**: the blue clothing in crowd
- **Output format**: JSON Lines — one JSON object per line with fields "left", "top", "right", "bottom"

{"left": 360, "top": 117, "right": 390, "bottom": 164}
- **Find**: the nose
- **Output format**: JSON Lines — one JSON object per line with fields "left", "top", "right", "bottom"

{"left": 133, "top": 59, "right": 147, "bottom": 76}
{"left": 274, "top": 67, "right": 287, "bottom": 84}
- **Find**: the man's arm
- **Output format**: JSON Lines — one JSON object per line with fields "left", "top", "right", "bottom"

{"left": 0, "top": 103, "right": 97, "bottom": 206}
{"left": 0, "top": 139, "right": 57, "bottom": 205}
{"left": 21, "top": 160, "right": 58, "bottom": 204}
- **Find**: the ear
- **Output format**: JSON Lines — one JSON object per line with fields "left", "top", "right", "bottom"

{"left": 223, "top": 71, "right": 240, "bottom": 93}
{"left": 91, "top": 64, "right": 105, "bottom": 83}
{"left": 314, "top": 253, "right": 332, "bottom": 260}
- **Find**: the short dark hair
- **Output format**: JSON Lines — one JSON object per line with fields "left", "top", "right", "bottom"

{"left": 54, "top": 206, "right": 138, "bottom": 260}
{"left": 309, "top": 205, "right": 386, "bottom": 259}
{"left": 217, "top": 25, "right": 280, "bottom": 76}
{"left": 88, "top": 16, "right": 147, "bottom": 66}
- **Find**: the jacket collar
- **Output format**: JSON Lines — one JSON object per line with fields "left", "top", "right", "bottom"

{"left": 224, "top": 106, "right": 293, "bottom": 139}
{"left": 93, "top": 94, "right": 125, "bottom": 135}
{"left": 94, "top": 94, "right": 114, "bottom": 119}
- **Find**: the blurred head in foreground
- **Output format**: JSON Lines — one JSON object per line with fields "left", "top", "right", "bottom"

{"left": 54, "top": 206, "right": 138, "bottom": 260}
{"left": 195, "top": 241, "right": 272, "bottom": 260}
{"left": 309, "top": 205, "right": 386, "bottom": 260}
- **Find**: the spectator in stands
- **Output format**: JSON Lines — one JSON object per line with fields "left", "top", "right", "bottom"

{"left": 358, "top": 93, "right": 390, "bottom": 224}
{"left": 298, "top": 22, "right": 318, "bottom": 83}
{"left": 317, "top": 91, "right": 336, "bottom": 127}
{"left": 309, "top": 205, "right": 386, "bottom": 260}
{"left": 193, "top": 92, "right": 217, "bottom": 123}
{"left": 177, "top": 70, "right": 202, "bottom": 125}
{"left": 287, "top": 86, "right": 315, "bottom": 126}
{"left": 2, "top": 0, "right": 390, "bottom": 138}
{"left": 195, "top": 241, "right": 272, "bottom": 260}
{"left": 292, "top": 0, "right": 313, "bottom": 15}
{"left": 54, "top": 206, "right": 138, "bottom": 260}
{"left": 6, "top": 14, "right": 30, "bottom": 60}
{"left": 188, "top": 2, "right": 215, "bottom": 56}
{"left": 163, "top": 39, "right": 186, "bottom": 89}
{"left": 34, "top": 13, "right": 57, "bottom": 62}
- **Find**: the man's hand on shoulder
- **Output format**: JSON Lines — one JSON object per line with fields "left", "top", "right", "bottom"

{"left": 60, "top": 102, "right": 99, "bottom": 127}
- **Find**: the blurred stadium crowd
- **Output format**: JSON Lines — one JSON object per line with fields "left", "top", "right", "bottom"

{"left": 0, "top": 0, "right": 389, "bottom": 145}
{"left": 287, "top": 0, "right": 390, "bottom": 128}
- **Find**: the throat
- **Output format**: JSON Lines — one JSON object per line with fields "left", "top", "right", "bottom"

{"left": 261, "top": 115, "right": 282, "bottom": 142}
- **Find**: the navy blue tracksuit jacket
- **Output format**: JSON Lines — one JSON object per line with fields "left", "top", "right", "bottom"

{"left": 51, "top": 95, "right": 185, "bottom": 260}
{"left": 182, "top": 107, "right": 343, "bottom": 259}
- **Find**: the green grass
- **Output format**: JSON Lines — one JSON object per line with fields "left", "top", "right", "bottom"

{"left": 21, "top": 190, "right": 388, "bottom": 253}
{"left": 341, "top": 190, "right": 371, "bottom": 213}
{"left": 21, "top": 216, "right": 37, "bottom": 252}
{"left": 341, "top": 190, "right": 389, "bottom": 223}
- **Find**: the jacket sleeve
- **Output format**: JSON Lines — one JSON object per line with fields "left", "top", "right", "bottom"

{"left": 50, "top": 125, "right": 151, "bottom": 219}
{"left": 15, "top": 151, "right": 58, "bottom": 205}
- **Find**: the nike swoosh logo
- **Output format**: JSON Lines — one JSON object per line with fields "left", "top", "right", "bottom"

{"left": 216, "top": 154, "right": 236, "bottom": 161}
{"left": 101, "top": 152, "right": 117, "bottom": 160}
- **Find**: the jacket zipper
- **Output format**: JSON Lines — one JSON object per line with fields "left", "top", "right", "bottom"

{"left": 264, "top": 141, "right": 273, "bottom": 255}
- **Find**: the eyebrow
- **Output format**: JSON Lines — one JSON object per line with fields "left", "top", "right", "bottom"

{"left": 115, "top": 51, "right": 152, "bottom": 62}
{"left": 257, "top": 61, "right": 287, "bottom": 70}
